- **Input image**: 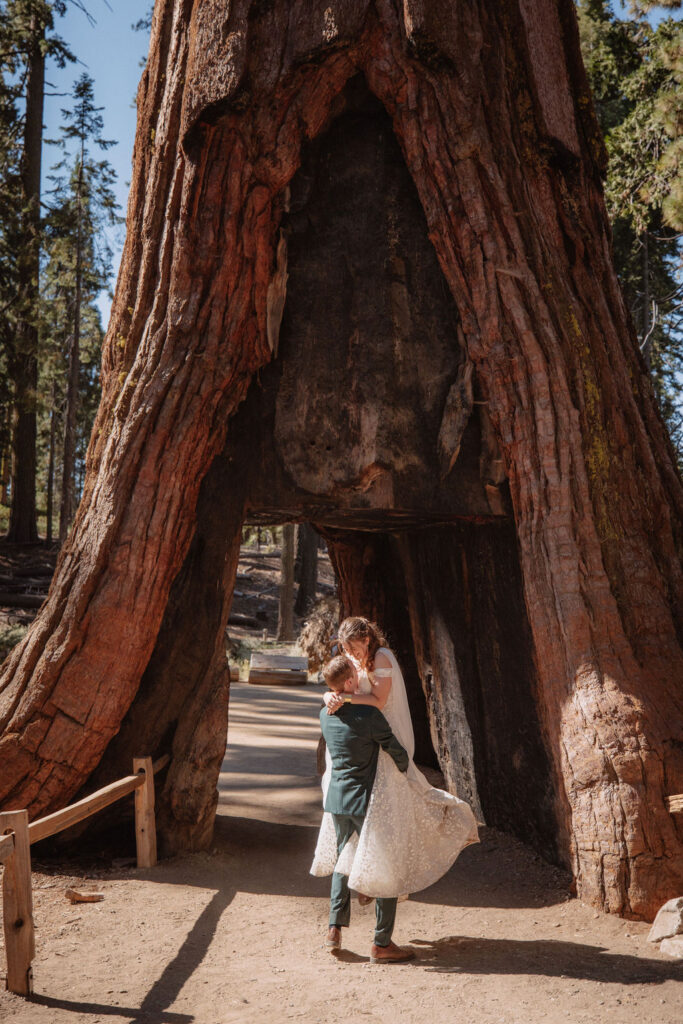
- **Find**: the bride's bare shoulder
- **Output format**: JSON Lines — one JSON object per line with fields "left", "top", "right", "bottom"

{"left": 373, "top": 649, "right": 393, "bottom": 672}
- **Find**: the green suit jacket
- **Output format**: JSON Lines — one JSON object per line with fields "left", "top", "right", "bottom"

{"left": 320, "top": 704, "right": 409, "bottom": 817}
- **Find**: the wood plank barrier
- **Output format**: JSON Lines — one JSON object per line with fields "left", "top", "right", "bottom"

{"left": 248, "top": 652, "right": 309, "bottom": 685}
{"left": 1, "top": 753, "right": 170, "bottom": 996}
{"left": 133, "top": 757, "right": 157, "bottom": 869}
{"left": 0, "top": 811, "right": 33, "bottom": 995}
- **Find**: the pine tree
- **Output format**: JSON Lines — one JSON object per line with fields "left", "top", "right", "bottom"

{"left": 132, "top": 6, "right": 153, "bottom": 34}
{"left": 44, "top": 72, "right": 119, "bottom": 541}
{"left": 578, "top": 0, "right": 683, "bottom": 459}
{"left": 0, "top": 42, "right": 24, "bottom": 513}
{"left": 0, "top": 1, "right": 74, "bottom": 541}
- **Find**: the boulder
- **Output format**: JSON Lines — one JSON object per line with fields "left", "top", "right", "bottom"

{"left": 647, "top": 897, "right": 683, "bottom": 942}
{"left": 660, "top": 936, "right": 683, "bottom": 958}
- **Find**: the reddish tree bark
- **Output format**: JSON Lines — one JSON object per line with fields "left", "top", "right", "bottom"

{"left": 0, "top": 1, "right": 681, "bottom": 919}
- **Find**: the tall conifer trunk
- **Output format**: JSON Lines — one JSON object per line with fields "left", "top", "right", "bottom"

{"left": 8, "top": 16, "right": 44, "bottom": 543}
{"left": 0, "top": 1, "right": 681, "bottom": 919}
{"left": 59, "top": 157, "right": 84, "bottom": 542}
{"left": 294, "top": 523, "right": 318, "bottom": 616}
{"left": 277, "top": 524, "right": 296, "bottom": 641}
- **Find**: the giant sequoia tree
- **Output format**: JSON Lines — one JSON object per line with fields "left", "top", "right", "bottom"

{"left": 0, "top": 0, "right": 682, "bottom": 921}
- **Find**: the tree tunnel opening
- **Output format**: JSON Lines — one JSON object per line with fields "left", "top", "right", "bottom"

{"left": 78, "top": 74, "right": 557, "bottom": 867}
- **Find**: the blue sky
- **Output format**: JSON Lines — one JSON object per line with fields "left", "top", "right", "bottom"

{"left": 43, "top": 1, "right": 681, "bottom": 330}
{"left": 42, "top": 1, "right": 149, "bottom": 325}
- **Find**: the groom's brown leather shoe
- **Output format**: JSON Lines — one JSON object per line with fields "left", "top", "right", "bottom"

{"left": 370, "top": 941, "right": 416, "bottom": 964}
{"left": 326, "top": 926, "right": 342, "bottom": 949}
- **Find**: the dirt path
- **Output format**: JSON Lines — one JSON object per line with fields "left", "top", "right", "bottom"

{"left": 1, "top": 682, "right": 681, "bottom": 1024}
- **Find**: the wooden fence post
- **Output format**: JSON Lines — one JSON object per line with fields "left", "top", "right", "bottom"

{"left": 0, "top": 810, "right": 34, "bottom": 995}
{"left": 133, "top": 757, "right": 157, "bottom": 868}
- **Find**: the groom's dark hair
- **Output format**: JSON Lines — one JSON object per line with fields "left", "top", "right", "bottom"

{"left": 323, "top": 654, "right": 355, "bottom": 691}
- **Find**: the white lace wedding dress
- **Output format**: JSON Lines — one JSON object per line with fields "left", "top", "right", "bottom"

{"left": 310, "top": 647, "right": 479, "bottom": 897}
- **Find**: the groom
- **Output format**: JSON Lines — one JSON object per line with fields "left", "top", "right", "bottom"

{"left": 319, "top": 655, "right": 416, "bottom": 964}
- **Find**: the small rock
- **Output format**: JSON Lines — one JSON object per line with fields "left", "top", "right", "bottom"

{"left": 648, "top": 897, "right": 683, "bottom": 942}
{"left": 660, "top": 936, "right": 683, "bottom": 958}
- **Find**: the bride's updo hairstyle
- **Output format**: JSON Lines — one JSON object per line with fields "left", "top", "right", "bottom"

{"left": 337, "top": 617, "right": 388, "bottom": 672}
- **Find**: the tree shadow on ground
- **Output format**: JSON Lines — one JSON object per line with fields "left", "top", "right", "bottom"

{"left": 212, "top": 817, "right": 565, "bottom": 911}
{"left": 27, "top": 887, "right": 234, "bottom": 1024}
{"left": 411, "top": 935, "right": 683, "bottom": 983}
{"left": 97, "top": 817, "right": 571, "bottom": 913}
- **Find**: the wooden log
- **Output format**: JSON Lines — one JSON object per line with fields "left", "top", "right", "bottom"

{"left": 133, "top": 757, "right": 157, "bottom": 868}
{"left": 28, "top": 773, "right": 144, "bottom": 844}
{"left": 666, "top": 794, "right": 683, "bottom": 813}
{"left": 0, "top": 810, "right": 34, "bottom": 995}
{"left": 7, "top": 614, "right": 35, "bottom": 626}
{"left": 228, "top": 612, "right": 259, "bottom": 628}
{"left": 0, "top": 576, "right": 49, "bottom": 588}
{"left": 239, "top": 558, "right": 280, "bottom": 573}
{"left": 247, "top": 669, "right": 308, "bottom": 685}
{"left": 152, "top": 753, "right": 171, "bottom": 774}
{"left": 0, "top": 831, "right": 15, "bottom": 864}
{"left": 64, "top": 888, "right": 104, "bottom": 903}
{"left": 12, "top": 565, "right": 54, "bottom": 578}
{"left": 0, "top": 593, "right": 44, "bottom": 609}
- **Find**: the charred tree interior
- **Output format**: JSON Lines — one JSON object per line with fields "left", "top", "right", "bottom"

{"left": 246, "top": 76, "right": 498, "bottom": 528}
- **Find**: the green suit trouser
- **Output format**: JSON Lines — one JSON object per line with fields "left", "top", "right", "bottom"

{"left": 329, "top": 813, "right": 397, "bottom": 947}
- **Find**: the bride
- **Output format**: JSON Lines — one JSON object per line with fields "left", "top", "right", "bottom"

{"left": 310, "top": 616, "right": 479, "bottom": 897}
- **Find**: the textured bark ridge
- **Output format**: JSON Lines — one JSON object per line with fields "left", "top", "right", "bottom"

{"left": 0, "top": 0, "right": 682, "bottom": 919}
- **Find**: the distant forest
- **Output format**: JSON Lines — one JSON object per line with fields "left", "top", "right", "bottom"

{"left": 0, "top": 0, "right": 681, "bottom": 544}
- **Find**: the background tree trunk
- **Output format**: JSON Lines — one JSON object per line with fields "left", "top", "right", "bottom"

{"left": 46, "top": 397, "right": 56, "bottom": 545}
{"left": 59, "top": 162, "right": 84, "bottom": 543}
{"left": 7, "top": 16, "right": 44, "bottom": 544}
{"left": 0, "top": 399, "right": 11, "bottom": 508}
{"left": 0, "top": 0, "right": 681, "bottom": 919}
{"left": 277, "top": 524, "right": 296, "bottom": 641}
{"left": 294, "top": 523, "right": 318, "bottom": 617}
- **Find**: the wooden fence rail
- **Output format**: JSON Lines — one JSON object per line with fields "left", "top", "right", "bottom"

{"left": 1, "top": 753, "right": 170, "bottom": 996}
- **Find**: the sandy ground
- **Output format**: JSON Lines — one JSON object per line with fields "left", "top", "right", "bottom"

{"left": 1, "top": 682, "right": 682, "bottom": 1024}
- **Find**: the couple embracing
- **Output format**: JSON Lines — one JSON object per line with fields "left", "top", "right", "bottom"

{"left": 311, "top": 617, "right": 479, "bottom": 962}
